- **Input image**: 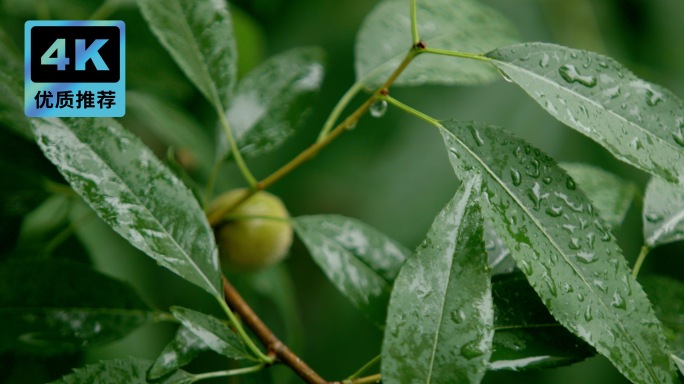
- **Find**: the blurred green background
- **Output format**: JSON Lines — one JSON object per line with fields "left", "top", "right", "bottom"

{"left": 1, "top": 0, "right": 684, "bottom": 383}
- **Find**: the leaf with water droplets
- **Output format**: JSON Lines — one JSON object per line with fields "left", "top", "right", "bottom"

{"left": 220, "top": 47, "right": 325, "bottom": 160}
{"left": 0, "top": 259, "right": 159, "bottom": 355}
{"left": 643, "top": 177, "right": 684, "bottom": 247}
{"left": 31, "top": 117, "right": 222, "bottom": 298}
{"left": 170, "top": 306, "right": 251, "bottom": 360}
{"left": 148, "top": 326, "right": 209, "bottom": 380}
{"left": 137, "top": 0, "right": 237, "bottom": 111}
{"left": 440, "top": 120, "right": 678, "bottom": 384}
{"left": 490, "top": 273, "right": 594, "bottom": 371}
{"left": 560, "top": 163, "right": 636, "bottom": 228}
{"left": 49, "top": 358, "right": 194, "bottom": 384}
{"left": 487, "top": 43, "right": 684, "bottom": 185}
{"left": 382, "top": 177, "right": 493, "bottom": 383}
{"left": 293, "top": 215, "right": 410, "bottom": 325}
{"left": 355, "top": 0, "right": 518, "bottom": 88}
{"left": 641, "top": 276, "right": 684, "bottom": 376}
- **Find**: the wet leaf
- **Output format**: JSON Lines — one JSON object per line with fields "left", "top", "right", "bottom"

{"left": 220, "top": 47, "right": 325, "bottom": 160}
{"left": 148, "top": 326, "right": 208, "bottom": 380}
{"left": 170, "top": 306, "right": 251, "bottom": 360}
{"left": 137, "top": 0, "right": 237, "bottom": 111}
{"left": 0, "top": 259, "right": 158, "bottom": 355}
{"left": 641, "top": 276, "right": 684, "bottom": 376}
{"left": 126, "top": 91, "right": 214, "bottom": 174}
{"left": 487, "top": 43, "right": 684, "bottom": 185}
{"left": 382, "top": 177, "right": 492, "bottom": 383}
{"left": 293, "top": 215, "right": 410, "bottom": 325}
{"left": 355, "top": 0, "right": 518, "bottom": 88}
{"left": 439, "top": 120, "right": 677, "bottom": 384}
{"left": 490, "top": 273, "right": 594, "bottom": 371}
{"left": 31, "top": 117, "right": 222, "bottom": 297}
{"left": 560, "top": 163, "right": 636, "bottom": 227}
{"left": 643, "top": 177, "right": 684, "bottom": 247}
{"left": 49, "top": 358, "right": 193, "bottom": 384}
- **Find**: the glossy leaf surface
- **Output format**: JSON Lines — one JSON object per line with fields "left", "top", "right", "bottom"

{"left": 356, "top": 0, "right": 517, "bottom": 87}
{"left": 293, "top": 215, "right": 410, "bottom": 325}
{"left": 560, "top": 162, "right": 635, "bottom": 227}
{"left": 490, "top": 273, "right": 594, "bottom": 371}
{"left": 137, "top": 0, "right": 237, "bottom": 110}
{"left": 382, "top": 177, "right": 493, "bottom": 383}
{"left": 641, "top": 276, "right": 684, "bottom": 376}
{"left": 222, "top": 47, "right": 325, "bottom": 159}
{"left": 148, "top": 326, "right": 208, "bottom": 380}
{"left": 31, "top": 117, "right": 222, "bottom": 297}
{"left": 488, "top": 43, "right": 684, "bottom": 185}
{"left": 49, "top": 358, "right": 193, "bottom": 384}
{"left": 643, "top": 177, "right": 684, "bottom": 247}
{"left": 171, "top": 306, "right": 250, "bottom": 360}
{"left": 0, "top": 259, "right": 156, "bottom": 355}
{"left": 439, "top": 120, "right": 677, "bottom": 384}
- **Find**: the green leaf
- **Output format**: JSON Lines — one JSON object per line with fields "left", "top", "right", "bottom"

{"left": 49, "top": 358, "right": 193, "bottom": 384}
{"left": 31, "top": 117, "right": 222, "bottom": 297}
{"left": 137, "top": 0, "right": 237, "bottom": 111}
{"left": 0, "top": 26, "right": 30, "bottom": 139}
{"left": 355, "top": 0, "right": 518, "bottom": 88}
{"left": 126, "top": 91, "right": 214, "bottom": 173}
{"left": 220, "top": 47, "right": 325, "bottom": 160}
{"left": 382, "top": 176, "right": 492, "bottom": 383}
{"left": 293, "top": 215, "right": 411, "bottom": 325}
{"left": 170, "top": 306, "right": 251, "bottom": 360}
{"left": 0, "top": 259, "right": 158, "bottom": 355}
{"left": 487, "top": 43, "right": 684, "bottom": 185}
{"left": 148, "top": 325, "right": 208, "bottom": 380}
{"left": 490, "top": 273, "right": 594, "bottom": 371}
{"left": 439, "top": 120, "right": 677, "bottom": 384}
{"left": 560, "top": 162, "right": 636, "bottom": 228}
{"left": 641, "top": 276, "right": 684, "bottom": 376}
{"left": 643, "top": 177, "right": 684, "bottom": 247}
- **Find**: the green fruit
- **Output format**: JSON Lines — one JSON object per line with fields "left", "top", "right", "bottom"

{"left": 210, "top": 189, "right": 292, "bottom": 271}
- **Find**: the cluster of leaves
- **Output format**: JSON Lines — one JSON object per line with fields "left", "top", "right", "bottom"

{"left": 1, "top": 0, "right": 684, "bottom": 383}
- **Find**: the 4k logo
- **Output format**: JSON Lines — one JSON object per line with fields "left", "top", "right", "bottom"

{"left": 25, "top": 20, "right": 125, "bottom": 117}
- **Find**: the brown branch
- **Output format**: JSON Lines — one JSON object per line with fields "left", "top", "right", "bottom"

{"left": 222, "top": 276, "right": 328, "bottom": 384}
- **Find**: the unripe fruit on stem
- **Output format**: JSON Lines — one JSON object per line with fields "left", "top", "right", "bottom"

{"left": 209, "top": 189, "right": 292, "bottom": 271}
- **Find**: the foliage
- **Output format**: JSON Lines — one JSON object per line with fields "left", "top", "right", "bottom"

{"left": 1, "top": 0, "right": 683, "bottom": 383}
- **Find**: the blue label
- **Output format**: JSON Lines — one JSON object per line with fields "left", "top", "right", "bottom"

{"left": 25, "top": 20, "right": 125, "bottom": 117}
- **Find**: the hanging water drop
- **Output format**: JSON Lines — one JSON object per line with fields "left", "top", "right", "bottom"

{"left": 370, "top": 99, "right": 387, "bottom": 118}
{"left": 498, "top": 68, "right": 513, "bottom": 83}
{"left": 510, "top": 168, "right": 522, "bottom": 186}
{"left": 558, "top": 64, "right": 597, "bottom": 87}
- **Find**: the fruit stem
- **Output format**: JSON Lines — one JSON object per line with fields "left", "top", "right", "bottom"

{"left": 217, "top": 296, "right": 273, "bottom": 363}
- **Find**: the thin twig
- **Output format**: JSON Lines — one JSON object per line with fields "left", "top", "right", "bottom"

{"left": 222, "top": 277, "right": 327, "bottom": 384}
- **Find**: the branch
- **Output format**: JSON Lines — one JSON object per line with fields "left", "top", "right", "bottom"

{"left": 222, "top": 276, "right": 328, "bottom": 384}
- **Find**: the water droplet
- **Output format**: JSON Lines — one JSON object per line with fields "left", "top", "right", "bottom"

{"left": 594, "top": 279, "right": 608, "bottom": 293}
{"left": 527, "top": 182, "right": 548, "bottom": 210}
{"left": 518, "top": 259, "right": 533, "bottom": 276}
{"left": 451, "top": 310, "right": 466, "bottom": 324}
{"left": 370, "top": 99, "right": 387, "bottom": 118}
{"left": 544, "top": 276, "right": 558, "bottom": 297}
{"left": 603, "top": 86, "right": 621, "bottom": 99}
{"left": 630, "top": 137, "right": 644, "bottom": 150}
{"left": 611, "top": 293, "right": 627, "bottom": 310}
{"left": 540, "top": 53, "right": 550, "bottom": 68}
{"left": 461, "top": 341, "right": 486, "bottom": 359}
{"left": 510, "top": 168, "right": 522, "bottom": 186}
{"left": 542, "top": 176, "right": 552, "bottom": 184}
{"left": 576, "top": 251, "right": 597, "bottom": 264}
{"left": 498, "top": 68, "right": 513, "bottom": 83}
{"left": 645, "top": 89, "right": 664, "bottom": 106}
{"left": 562, "top": 282, "right": 574, "bottom": 293}
{"left": 583, "top": 306, "right": 593, "bottom": 321}
{"left": 545, "top": 205, "right": 563, "bottom": 217}
{"left": 526, "top": 159, "right": 540, "bottom": 178}
{"left": 645, "top": 213, "right": 662, "bottom": 223}
{"left": 558, "top": 64, "right": 597, "bottom": 87}
{"left": 471, "top": 129, "right": 485, "bottom": 146}
{"left": 345, "top": 120, "right": 358, "bottom": 130}
{"left": 566, "top": 177, "right": 576, "bottom": 190}
{"left": 577, "top": 293, "right": 585, "bottom": 302}
{"left": 598, "top": 61, "right": 609, "bottom": 68}
{"left": 568, "top": 238, "right": 581, "bottom": 250}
